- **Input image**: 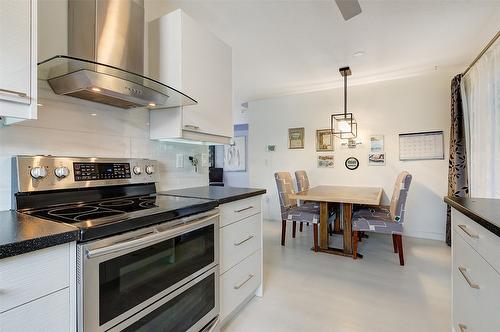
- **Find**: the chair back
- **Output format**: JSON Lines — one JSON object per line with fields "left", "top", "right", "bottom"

{"left": 389, "top": 171, "right": 412, "bottom": 223}
{"left": 274, "top": 172, "right": 297, "bottom": 215}
{"left": 295, "top": 170, "right": 310, "bottom": 192}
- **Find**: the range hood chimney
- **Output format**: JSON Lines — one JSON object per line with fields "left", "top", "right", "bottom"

{"left": 38, "top": 0, "right": 196, "bottom": 110}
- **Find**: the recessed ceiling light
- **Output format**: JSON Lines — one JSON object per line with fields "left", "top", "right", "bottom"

{"left": 148, "top": 102, "right": 156, "bottom": 107}
{"left": 91, "top": 113, "right": 97, "bottom": 116}
{"left": 353, "top": 51, "right": 365, "bottom": 57}
{"left": 91, "top": 87, "right": 101, "bottom": 92}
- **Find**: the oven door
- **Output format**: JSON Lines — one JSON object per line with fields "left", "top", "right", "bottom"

{"left": 108, "top": 267, "right": 219, "bottom": 332}
{"left": 78, "top": 210, "right": 219, "bottom": 332}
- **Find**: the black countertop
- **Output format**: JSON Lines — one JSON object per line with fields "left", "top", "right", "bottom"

{"left": 445, "top": 196, "right": 500, "bottom": 237}
{"left": 0, "top": 210, "right": 79, "bottom": 259}
{"left": 159, "top": 186, "right": 266, "bottom": 204}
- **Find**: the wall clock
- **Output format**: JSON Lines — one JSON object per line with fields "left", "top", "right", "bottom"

{"left": 345, "top": 157, "right": 359, "bottom": 170}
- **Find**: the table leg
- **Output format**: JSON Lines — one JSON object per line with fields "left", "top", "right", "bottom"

{"left": 319, "top": 201, "right": 329, "bottom": 249}
{"left": 343, "top": 203, "right": 353, "bottom": 254}
{"left": 333, "top": 204, "right": 341, "bottom": 233}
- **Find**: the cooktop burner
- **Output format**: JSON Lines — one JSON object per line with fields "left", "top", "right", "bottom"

{"left": 28, "top": 195, "right": 160, "bottom": 224}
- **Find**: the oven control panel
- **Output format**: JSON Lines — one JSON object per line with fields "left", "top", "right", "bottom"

{"left": 73, "top": 162, "right": 131, "bottom": 181}
{"left": 14, "top": 156, "right": 159, "bottom": 193}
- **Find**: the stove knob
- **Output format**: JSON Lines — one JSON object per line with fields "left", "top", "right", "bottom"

{"left": 54, "top": 166, "right": 70, "bottom": 179}
{"left": 145, "top": 165, "right": 154, "bottom": 175}
{"left": 133, "top": 166, "right": 142, "bottom": 175}
{"left": 30, "top": 166, "right": 47, "bottom": 179}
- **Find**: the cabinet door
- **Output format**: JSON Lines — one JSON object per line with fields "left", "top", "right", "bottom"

{"left": 0, "top": 0, "right": 32, "bottom": 105}
{"left": 0, "top": 288, "right": 71, "bottom": 332}
{"left": 181, "top": 11, "right": 233, "bottom": 138}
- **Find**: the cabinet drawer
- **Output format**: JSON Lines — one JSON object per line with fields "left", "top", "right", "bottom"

{"left": 0, "top": 288, "right": 70, "bottom": 332}
{"left": 220, "top": 249, "right": 261, "bottom": 321}
{"left": 0, "top": 243, "right": 71, "bottom": 313}
{"left": 453, "top": 231, "right": 500, "bottom": 332}
{"left": 219, "top": 196, "right": 262, "bottom": 227}
{"left": 220, "top": 213, "right": 261, "bottom": 273}
{"left": 452, "top": 209, "right": 500, "bottom": 274}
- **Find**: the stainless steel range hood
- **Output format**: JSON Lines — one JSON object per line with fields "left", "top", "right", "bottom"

{"left": 37, "top": 0, "right": 196, "bottom": 110}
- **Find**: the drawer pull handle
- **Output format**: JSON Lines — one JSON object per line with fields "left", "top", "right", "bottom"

{"left": 458, "top": 224, "right": 478, "bottom": 238}
{"left": 234, "top": 235, "right": 254, "bottom": 246}
{"left": 234, "top": 206, "right": 253, "bottom": 213}
{"left": 184, "top": 124, "right": 200, "bottom": 130}
{"left": 234, "top": 274, "right": 254, "bottom": 290}
{"left": 458, "top": 324, "right": 467, "bottom": 332}
{"left": 0, "top": 88, "right": 27, "bottom": 98}
{"left": 458, "top": 267, "right": 480, "bottom": 289}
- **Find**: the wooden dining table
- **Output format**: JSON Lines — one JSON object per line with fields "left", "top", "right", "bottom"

{"left": 289, "top": 185, "right": 383, "bottom": 257}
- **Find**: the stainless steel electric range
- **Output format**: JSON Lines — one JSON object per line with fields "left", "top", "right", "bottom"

{"left": 12, "top": 155, "right": 221, "bottom": 332}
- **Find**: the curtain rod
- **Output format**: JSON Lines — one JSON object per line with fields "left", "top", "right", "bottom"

{"left": 463, "top": 30, "right": 500, "bottom": 76}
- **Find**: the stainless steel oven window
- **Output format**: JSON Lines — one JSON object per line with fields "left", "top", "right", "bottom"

{"left": 78, "top": 211, "right": 219, "bottom": 332}
{"left": 108, "top": 268, "right": 220, "bottom": 332}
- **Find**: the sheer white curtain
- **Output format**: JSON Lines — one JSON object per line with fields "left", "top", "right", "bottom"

{"left": 461, "top": 39, "right": 500, "bottom": 198}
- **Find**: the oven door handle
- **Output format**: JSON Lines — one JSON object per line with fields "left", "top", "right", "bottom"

{"left": 86, "top": 212, "right": 218, "bottom": 259}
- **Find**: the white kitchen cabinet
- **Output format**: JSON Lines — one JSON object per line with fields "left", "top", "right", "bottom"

{"left": 218, "top": 195, "right": 263, "bottom": 324}
{"left": 148, "top": 9, "right": 233, "bottom": 144}
{"left": 451, "top": 209, "right": 500, "bottom": 332}
{"left": 0, "top": 288, "right": 71, "bottom": 332}
{"left": 0, "top": 243, "right": 76, "bottom": 332}
{"left": 0, "top": 0, "right": 37, "bottom": 124}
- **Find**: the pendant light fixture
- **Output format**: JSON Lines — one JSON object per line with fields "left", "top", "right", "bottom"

{"left": 331, "top": 66, "right": 357, "bottom": 139}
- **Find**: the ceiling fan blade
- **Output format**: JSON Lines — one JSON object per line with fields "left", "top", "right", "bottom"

{"left": 335, "top": 0, "right": 362, "bottom": 21}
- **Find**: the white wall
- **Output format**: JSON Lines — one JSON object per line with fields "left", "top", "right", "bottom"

{"left": 0, "top": 0, "right": 208, "bottom": 211}
{"left": 248, "top": 68, "right": 460, "bottom": 241}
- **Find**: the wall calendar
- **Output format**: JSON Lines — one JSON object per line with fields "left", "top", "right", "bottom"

{"left": 399, "top": 131, "right": 444, "bottom": 161}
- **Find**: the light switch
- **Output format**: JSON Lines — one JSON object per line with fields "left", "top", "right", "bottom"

{"left": 176, "top": 154, "right": 184, "bottom": 168}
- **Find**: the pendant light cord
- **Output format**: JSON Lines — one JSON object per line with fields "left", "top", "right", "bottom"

{"left": 344, "top": 74, "right": 347, "bottom": 118}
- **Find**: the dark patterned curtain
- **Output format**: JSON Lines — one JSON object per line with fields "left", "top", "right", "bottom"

{"left": 446, "top": 75, "right": 469, "bottom": 246}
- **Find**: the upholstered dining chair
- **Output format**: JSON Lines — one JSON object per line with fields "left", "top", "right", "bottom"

{"left": 275, "top": 172, "right": 334, "bottom": 251}
{"left": 294, "top": 170, "right": 316, "bottom": 231}
{"left": 351, "top": 171, "right": 412, "bottom": 266}
{"left": 295, "top": 170, "right": 338, "bottom": 234}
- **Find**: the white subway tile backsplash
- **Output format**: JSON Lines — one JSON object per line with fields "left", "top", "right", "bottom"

{"left": 0, "top": 92, "right": 208, "bottom": 211}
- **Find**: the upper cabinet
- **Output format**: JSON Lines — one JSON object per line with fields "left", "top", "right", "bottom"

{"left": 148, "top": 9, "right": 233, "bottom": 144}
{"left": 0, "top": 0, "right": 37, "bottom": 125}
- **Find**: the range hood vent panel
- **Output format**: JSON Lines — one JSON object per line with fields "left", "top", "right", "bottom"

{"left": 38, "top": 0, "right": 197, "bottom": 110}
{"left": 38, "top": 55, "right": 197, "bottom": 110}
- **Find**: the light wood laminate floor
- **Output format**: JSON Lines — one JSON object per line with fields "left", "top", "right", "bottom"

{"left": 222, "top": 220, "right": 451, "bottom": 332}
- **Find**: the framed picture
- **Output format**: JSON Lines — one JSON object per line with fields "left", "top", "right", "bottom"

{"left": 368, "top": 153, "right": 385, "bottom": 166}
{"left": 345, "top": 157, "right": 359, "bottom": 170}
{"left": 224, "top": 136, "right": 246, "bottom": 171}
{"left": 370, "top": 135, "right": 384, "bottom": 152}
{"left": 316, "top": 129, "right": 334, "bottom": 151}
{"left": 318, "top": 155, "right": 334, "bottom": 168}
{"left": 288, "top": 127, "right": 305, "bottom": 149}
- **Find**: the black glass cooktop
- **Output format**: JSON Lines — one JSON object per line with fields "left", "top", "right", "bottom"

{"left": 30, "top": 196, "right": 159, "bottom": 223}
{"left": 24, "top": 195, "right": 218, "bottom": 241}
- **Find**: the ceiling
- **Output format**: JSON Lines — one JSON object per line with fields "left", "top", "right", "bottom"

{"left": 146, "top": 0, "right": 500, "bottom": 106}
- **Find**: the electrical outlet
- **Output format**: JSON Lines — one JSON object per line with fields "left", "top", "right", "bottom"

{"left": 176, "top": 154, "right": 184, "bottom": 168}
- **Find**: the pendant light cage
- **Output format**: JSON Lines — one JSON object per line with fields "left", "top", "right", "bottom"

{"left": 331, "top": 112, "right": 357, "bottom": 139}
{"left": 330, "top": 66, "right": 357, "bottom": 139}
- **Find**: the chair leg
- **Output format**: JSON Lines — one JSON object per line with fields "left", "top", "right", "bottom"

{"left": 281, "top": 220, "right": 286, "bottom": 246}
{"left": 313, "top": 223, "right": 319, "bottom": 252}
{"left": 392, "top": 234, "right": 398, "bottom": 253}
{"left": 299, "top": 222, "right": 303, "bottom": 232}
{"left": 396, "top": 234, "right": 404, "bottom": 266}
{"left": 292, "top": 221, "right": 297, "bottom": 238}
{"left": 352, "top": 230, "right": 359, "bottom": 259}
